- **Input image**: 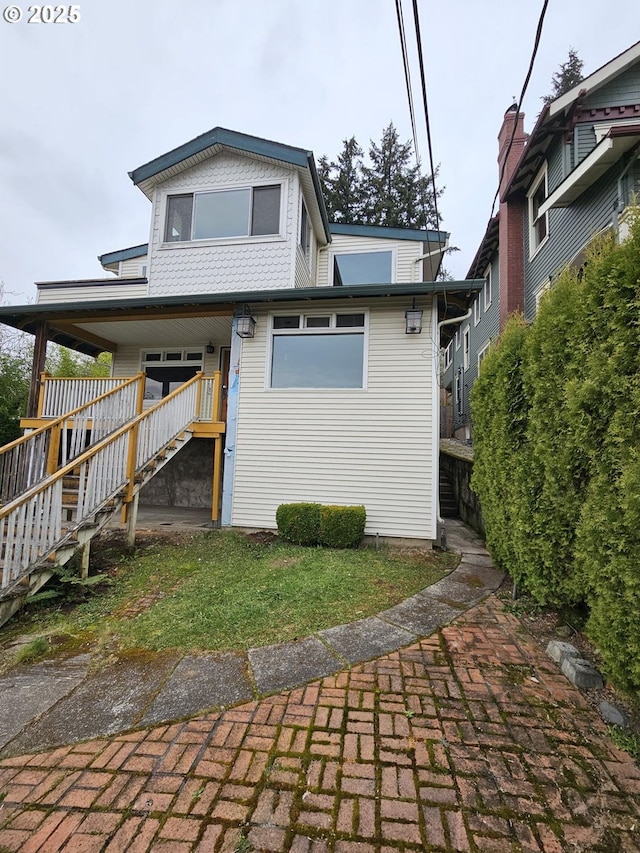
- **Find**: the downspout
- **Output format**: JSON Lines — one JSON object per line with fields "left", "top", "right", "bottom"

{"left": 435, "top": 305, "right": 472, "bottom": 549}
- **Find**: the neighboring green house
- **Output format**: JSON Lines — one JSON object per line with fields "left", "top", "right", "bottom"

{"left": 442, "top": 39, "right": 640, "bottom": 440}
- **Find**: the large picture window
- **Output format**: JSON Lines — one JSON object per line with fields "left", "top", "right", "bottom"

{"left": 333, "top": 251, "right": 393, "bottom": 286}
{"left": 164, "top": 185, "right": 281, "bottom": 243}
{"left": 270, "top": 312, "right": 366, "bottom": 389}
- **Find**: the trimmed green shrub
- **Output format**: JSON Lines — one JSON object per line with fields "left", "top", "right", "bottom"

{"left": 470, "top": 315, "right": 531, "bottom": 586}
{"left": 471, "top": 211, "right": 640, "bottom": 690}
{"left": 275, "top": 503, "right": 320, "bottom": 545}
{"left": 319, "top": 505, "right": 366, "bottom": 548}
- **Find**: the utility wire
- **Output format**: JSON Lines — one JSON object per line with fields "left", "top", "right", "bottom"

{"left": 394, "top": 0, "right": 421, "bottom": 166}
{"left": 411, "top": 0, "right": 442, "bottom": 249}
{"left": 490, "top": 0, "right": 550, "bottom": 218}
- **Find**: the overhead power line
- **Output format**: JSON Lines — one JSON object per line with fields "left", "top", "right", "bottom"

{"left": 491, "top": 0, "right": 550, "bottom": 217}
{"left": 410, "top": 0, "right": 442, "bottom": 248}
{"left": 394, "top": 0, "right": 421, "bottom": 166}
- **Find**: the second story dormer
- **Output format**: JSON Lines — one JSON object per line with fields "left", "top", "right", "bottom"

{"left": 128, "top": 127, "right": 331, "bottom": 298}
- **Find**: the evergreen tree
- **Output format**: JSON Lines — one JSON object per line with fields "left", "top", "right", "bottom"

{"left": 318, "top": 123, "right": 442, "bottom": 231}
{"left": 361, "top": 122, "right": 439, "bottom": 230}
{"left": 543, "top": 48, "right": 584, "bottom": 104}
{"left": 317, "top": 136, "right": 366, "bottom": 223}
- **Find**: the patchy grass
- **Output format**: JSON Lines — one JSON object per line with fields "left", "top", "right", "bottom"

{"left": 14, "top": 636, "right": 49, "bottom": 665}
{"left": 608, "top": 726, "right": 640, "bottom": 763}
{"left": 2, "top": 529, "right": 457, "bottom": 658}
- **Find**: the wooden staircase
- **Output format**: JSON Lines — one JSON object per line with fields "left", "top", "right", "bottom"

{"left": 0, "top": 372, "right": 223, "bottom": 627}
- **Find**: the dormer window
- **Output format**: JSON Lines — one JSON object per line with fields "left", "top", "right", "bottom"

{"left": 164, "top": 185, "right": 281, "bottom": 243}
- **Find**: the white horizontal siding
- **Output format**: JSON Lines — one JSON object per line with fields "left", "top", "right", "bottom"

{"left": 148, "top": 152, "right": 295, "bottom": 297}
{"left": 36, "top": 282, "right": 147, "bottom": 304}
{"left": 316, "top": 234, "right": 424, "bottom": 287}
{"left": 120, "top": 257, "right": 148, "bottom": 277}
{"left": 112, "top": 347, "right": 140, "bottom": 377}
{"left": 231, "top": 296, "right": 437, "bottom": 540}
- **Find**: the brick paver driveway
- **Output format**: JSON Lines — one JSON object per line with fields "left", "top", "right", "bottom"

{"left": 1, "top": 597, "right": 639, "bottom": 852}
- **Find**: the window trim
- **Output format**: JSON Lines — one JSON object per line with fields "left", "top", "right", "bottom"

{"left": 527, "top": 163, "right": 549, "bottom": 258}
{"left": 483, "top": 264, "right": 492, "bottom": 311}
{"left": 267, "top": 309, "right": 369, "bottom": 391}
{"left": 473, "top": 296, "right": 481, "bottom": 326}
{"left": 300, "top": 198, "right": 311, "bottom": 265}
{"left": 477, "top": 340, "right": 491, "bottom": 372}
{"left": 534, "top": 278, "right": 552, "bottom": 312}
{"left": 160, "top": 179, "right": 287, "bottom": 247}
{"left": 454, "top": 328, "right": 461, "bottom": 351}
{"left": 329, "top": 248, "right": 396, "bottom": 287}
{"left": 140, "top": 348, "right": 204, "bottom": 401}
{"left": 462, "top": 324, "right": 470, "bottom": 371}
{"left": 455, "top": 367, "right": 463, "bottom": 416}
{"left": 443, "top": 340, "right": 452, "bottom": 370}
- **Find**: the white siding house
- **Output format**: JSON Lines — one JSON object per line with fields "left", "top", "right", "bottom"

{"left": 0, "top": 127, "right": 481, "bottom": 542}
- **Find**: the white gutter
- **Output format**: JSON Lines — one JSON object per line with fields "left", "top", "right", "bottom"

{"left": 414, "top": 238, "right": 450, "bottom": 262}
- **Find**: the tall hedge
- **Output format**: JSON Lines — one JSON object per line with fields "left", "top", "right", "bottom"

{"left": 471, "top": 213, "right": 640, "bottom": 689}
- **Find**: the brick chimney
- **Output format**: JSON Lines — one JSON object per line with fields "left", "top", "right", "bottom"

{"left": 497, "top": 105, "right": 527, "bottom": 331}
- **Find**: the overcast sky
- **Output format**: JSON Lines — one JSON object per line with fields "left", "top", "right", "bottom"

{"left": 0, "top": 0, "right": 637, "bottom": 304}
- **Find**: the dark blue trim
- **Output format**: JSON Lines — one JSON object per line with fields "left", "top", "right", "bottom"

{"left": 130, "top": 128, "right": 309, "bottom": 184}
{"left": 329, "top": 223, "right": 449, "bottom": 243}
{"left": 98, "top": 244, "right": 149, "bottom": 265}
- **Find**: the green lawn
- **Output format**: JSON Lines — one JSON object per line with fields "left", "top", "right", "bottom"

{"left": 3, "top": 530, "right": 458, "bottom": 659}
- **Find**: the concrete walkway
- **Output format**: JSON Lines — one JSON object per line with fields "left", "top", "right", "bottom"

{"left": 1, "top": 522, "right": 639, "bottom": 851}
{"left": 0, "top": 520, "right": 500, "bottom": 758}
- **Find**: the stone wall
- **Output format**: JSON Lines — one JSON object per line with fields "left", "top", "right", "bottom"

{"left": 140, "top": 439, "right": 215, "bottom": 508}
{"left": 440, "top": 445, "right": 484, "bottom": 536}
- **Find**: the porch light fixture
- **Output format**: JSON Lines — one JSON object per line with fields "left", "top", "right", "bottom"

{"left": 235, "top": 304, "right": 256, "bottom": 339}
{"left": 206, "top": 341, "right": 215, "bottom": 354}
{"left": 405, "top": 299, "right": 423, "bottom": 334}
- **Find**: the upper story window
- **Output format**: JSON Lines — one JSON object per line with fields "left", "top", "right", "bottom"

{"left": 528, "top": 164, "right": 549, "bottom": 257}
{"left": 463, "top": 325, "right": 470, "bottom": 370}
{"left": 164, "top": 185, "right": 281, "bottom": 243}
{"left": 300, "top": 200, "right": 311, "bottom": 258}
{"left": 473, "top": 296, "right": 481, "bottom": 326}
{"left": 483, "top": 264, "right": 492, "bottom": 310}
{"left": 333, "top": 251, "right": 393, "bottom": 286}
{"left": 270, "top": 312, "right": 366, "bottom": 389}
{"left": 443, "top": 340, "right": 452, "bottom": 370}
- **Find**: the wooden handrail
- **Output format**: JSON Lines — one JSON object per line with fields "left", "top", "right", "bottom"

{"left": 0, "top": 374, "right": 144, "bottom": 457}
{"left": 0, "top": 372, "right": 215, "bottom": 521}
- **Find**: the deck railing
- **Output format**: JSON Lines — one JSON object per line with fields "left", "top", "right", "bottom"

{"left": 39, "top": 376, "right": 135, "bottom": 418}
{"left": 0, "top": 375, "right": 145, "bottom": 505}
{"left": 0, "top": 373, "right": 220, "bottom": 590}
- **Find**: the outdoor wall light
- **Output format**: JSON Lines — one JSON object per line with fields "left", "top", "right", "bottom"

{"left": 206, "top": 341, "right": 215, "bottom": 354}
{"left": 235, "top": 304, "right": 256, "bottom": 339}
{"left": 405, "top": 299, "right": 423, "bottom": 334}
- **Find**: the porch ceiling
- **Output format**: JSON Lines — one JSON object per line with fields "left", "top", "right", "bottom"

{"left": 64, "top": 315, "right": 233, "bottom": 349}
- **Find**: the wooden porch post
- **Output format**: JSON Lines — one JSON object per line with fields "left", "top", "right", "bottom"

{"left": 126, "top": 492, "right": 139, "bottom": 549}
{"left": 27, "top": 322, "right": 49, "bottom": 417}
